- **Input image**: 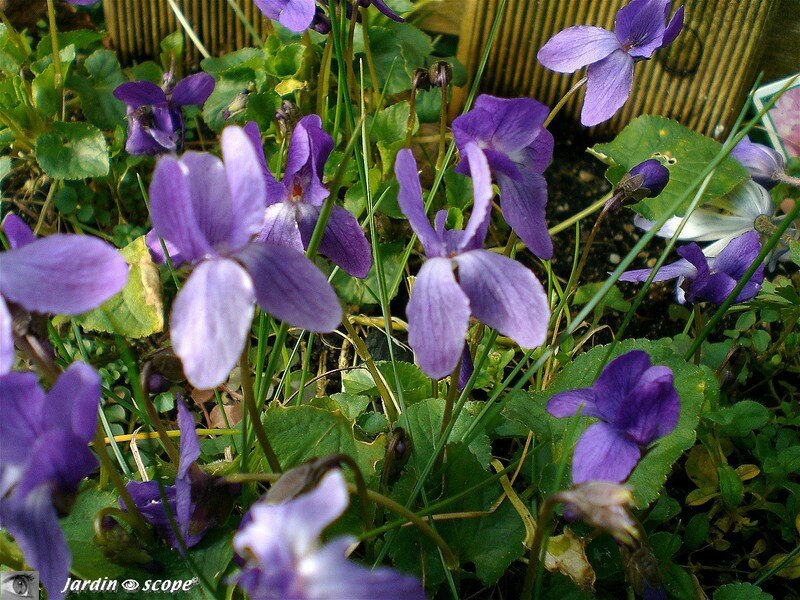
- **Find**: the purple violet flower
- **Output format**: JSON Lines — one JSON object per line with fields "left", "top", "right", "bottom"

{"left": 547, "top": 350, "right": 680, "bottom": 483}
{"left": 246, "top": 118, "right": 372, "bottom": 278}
{"left": 452, "top": 95, "right": 555, "bottom": 260}
{"left": 0, "top": 363, "right": 101, "bottom": 600}
{"left": 121, "top": 399, "right": 214, "bottom": 549}
{"left": 0, "top": 214, "right": 129, "bottom": 375}
{"left": 145, "top": 125, "right": 342, "bottom": 389}
{"left": 619, "top": 231, "right": 765, "bottom": 305}
{"left": 113, "top": 72, "right": 215, "bottom": 156}
{"left": 254, "top": 0, "right": 318, "bottom": 32}
{"left": 731, "top": 136, "right": 786, "bottom": 188}
{"left": 537, "top": 0, "right": 684, "bottom": 126}
{"left": 395, "top": 146, "right": 549, "bottom": 379}
{"left": 233, "top": 469, "right": 427, "bottom": 599}
{"left": 65, "top": 0, "right": 99, "bottom": 4}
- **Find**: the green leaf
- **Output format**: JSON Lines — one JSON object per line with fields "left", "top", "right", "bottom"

{"left": 714, "top": 583, "right": 774, "bottom": 600}
{"left": 389, "top": 443, "right": 525, "bottom": 587}
{"left": 397, "top": 398, "right": 492, "bottom": 469}
{"left": 362, "top": 23, "right": 434, "bottom": 94}
{"left": 342, "top": 361, "right": 430, "bottom": 405}
{"left": 331, "top": 242, "right": 404, "bottom": 305}
{"left": 790, "top": 240, "right": 800, "bottom": 267}
{"left": 509, "top": 338, "right": 712, "bottom": 505}
{"left": 371, "top": 102, "right": 417, "bottom": 175}
{"left": 591, "top": 116, "right": 749, "bottom": 220}
{"left": 706, "top": 400, "right": 769, "bottom": 437}
{"left": 32, "top": 65, "right": 59, "bottom": 117}
{"left": 717, "top": 464, "right": 744, "bottom": 507}
{"left": 262, "top": 403, "right": 386, "bottom": 483}
{"left": 35, "top": 121, "right": 109, "bottom": 180}
{"left": 72, "top": 236, "right": 164, "bottom": 338}
{"left": 68, "top": 49, "right": 126, "bottom": 129}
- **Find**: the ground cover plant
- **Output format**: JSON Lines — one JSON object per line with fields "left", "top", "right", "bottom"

{"left": 1, "top": 0, "right": 799, "bottom": 598}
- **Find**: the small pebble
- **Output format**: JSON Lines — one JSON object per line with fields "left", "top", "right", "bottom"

{"left": 609, "top": 253, "right": 621, "bottom": 265}
{"left": 578, "top": 170, "right": 595, "bottom": 183}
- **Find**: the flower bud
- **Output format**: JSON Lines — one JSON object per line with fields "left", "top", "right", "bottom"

{"left": 609, "top": 159, "right": 670, "bottom": 212}
{"left": 429, "top": 61, "right": 453, "bottom": 88}
{"left": 412, "top": 68, "right": 432, "bottom": 92}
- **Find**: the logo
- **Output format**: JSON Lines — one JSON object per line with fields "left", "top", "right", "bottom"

{"left": 0, "top": 571, "right": 39, "bottom": 600}
{"left": 121, "top": 580, "right": 140, "bottom": 593}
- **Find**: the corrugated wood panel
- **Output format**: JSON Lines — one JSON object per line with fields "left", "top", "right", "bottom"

{"left": 452, "top": 0, "right": 781, "bottom": 137}
{"left": 101, "top": 0, "right": 272, "bottom": 67}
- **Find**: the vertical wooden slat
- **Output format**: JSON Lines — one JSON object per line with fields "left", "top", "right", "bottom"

{"left": 453, "top": 0, "right": 779, "bottom": 136}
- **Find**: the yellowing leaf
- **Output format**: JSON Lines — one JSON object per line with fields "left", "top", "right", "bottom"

{"left": 74, "top": 236, "right": 163, "bottom": 338}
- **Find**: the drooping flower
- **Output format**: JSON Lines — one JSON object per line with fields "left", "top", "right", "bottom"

{"left": 0, "top": 363, "right": 101, "bottom": 600}
{"left": 234, "top": 469, "right": 427, "bottom": 600}
{"left": 395, "top": 146, "right": 550, "bottom": 379}
{"left": 121, "top": 398, "right": 230, "bottom": 550}
{"left": 145, "top": 125, "right": 342, "bottom": 389}
{"left": 538, "top": 0, "right": 684, "bottom": 126}
{"left": 730, "top": 136, "right": 786, "bottom": 188}
{"left": 0, "top": 214, "right": 128, "bottom": 375}
{"left": 552, "top": 482, "right": 639, "bottom": 546}
{"left": 114, "top": 71, "right": 215, "bottom": 156}
{"left": 625, "top": 159, "right": 670, "bottom": 197}
{"left": 246, "top": 118, "right": 372, "bottom": 278}
{"left": 606, "top": 158, "right": 671, "bottom": 213}
{"left": 452, "top": 95, "right": 555, "bottom": 259}
{"left": 620, "top": 231, "right": 765, "bottom": 305}
{"left": 547, "top": 350, "right": 679, "bottom": 483}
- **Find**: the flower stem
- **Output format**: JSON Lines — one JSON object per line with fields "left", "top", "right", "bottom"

{"left": 543, "top": 76, "right": 587, "bottom": 128}
{"left": 240, "top": 343, "right": 282, "bottom": 473}
{"left": 45, "top": 0, "right": 63, "bottom": 114}
{"left": 521, "top": 498, "right": 556, "bottom": 599}
{"left": 92, "top": 426, "right": 152, "bottom": 541}
{"left": 436, "top": 84, "right": 449, "bottom": 169}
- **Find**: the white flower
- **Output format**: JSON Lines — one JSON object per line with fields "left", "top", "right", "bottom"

{"left": 634, "top": 181, "right": 781, "bottom": 257}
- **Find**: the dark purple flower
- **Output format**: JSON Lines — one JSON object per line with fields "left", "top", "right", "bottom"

{"left": 452, "top": 95, "right": 555, "bottom": 260}
{"left": 113, "top": 72, "right": 215, "bottom": 156}
{"left": 731, "top": 136, "right": 786, "bottom": 188}
{"left": 247, "top": 118, "right": 372, "bottom": 278}
{"left": 619, "top": 231, "right": 765, "bottom": 305}
{"left": 145, "top": 125, "right": 341, "bottom": 389}
{"left": 538, "top": 0, "right": 684, "bottom": 126}
{"left": 395, "top": 147, "right": 549, "bottom": 379}
{"left": 233, "top": 469, "right": 427, "bottom": 599}
{"left": 547, "top": 350, "right": 679, "bottom": 483}
{"left": 628, "top": 159, "right": 670, "bottom": 197}
{"left": 0, "top": 363, "right": 101, "bottom": 600}
{"left": 0, "top": 214, "right": 129, "bottom": 375}
{"left": 121, "top": 399, "right": 211, "bottom": 549}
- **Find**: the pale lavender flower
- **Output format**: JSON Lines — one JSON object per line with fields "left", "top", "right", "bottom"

{"left": 0, "top": 214, "right": 128, "bottom": 375}
{"left": 246, "top": 118, "right": 372, "bottom": 278}
{"left": 145, "top": 126, "right": 342, "bottom": 389}
{"left": 619, "top": 231, "right": 765, "bottom": 305}
{"left": 254, "top": 0, "right": 318, "bottom": 32}
{"left": 395, "top": 146, "right": 549, "bottom": 379}
{"left": 114, "top": 72, "right": 214, "bottom": 156}
{"left": 234, "top": 469, "right": 427, "bottom": 599}
{"left": 731, "top": 136, "right": 786, "bottom": 188}
{"left": 547, "top": 350, "right": 679, "bottom": 484}
{"left": 452, "top": 95, "right": 555, "bottom": 259}
{"left": 538, "top": 0, "right": 684, "bottom": 126}
{"left": 0, "top": 363, "right": 101, "bottom": 600}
